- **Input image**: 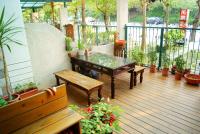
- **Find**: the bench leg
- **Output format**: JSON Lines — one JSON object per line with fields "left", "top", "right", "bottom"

{"left": 87, "top": 92, "right": 91, "bottom": 106}
{"left": 98, "top": 86, "right": 102, "bottom": 101}
{"left": 140, "top": 71, "right": 144, "bottom": 83}
{"left": 56, "top": 76, "right": 60, "bottom": 86}
{"left": 111, "top": 76, "right": 115, "bottom": 99}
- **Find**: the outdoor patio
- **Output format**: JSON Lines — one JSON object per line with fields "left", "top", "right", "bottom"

{"left": 68, "top": 69, "right": 200, "bottom": 134}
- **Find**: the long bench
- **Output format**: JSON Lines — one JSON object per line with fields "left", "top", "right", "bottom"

{"left": 0, "top": 84, "right": 82, "bottom": 134}
{"left": 54, "top": 70, "right": 103, "bottom": 105}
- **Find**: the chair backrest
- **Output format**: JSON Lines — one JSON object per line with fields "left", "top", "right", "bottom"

{"left": 0, "top": 84, "right": 68, "bottom": 133}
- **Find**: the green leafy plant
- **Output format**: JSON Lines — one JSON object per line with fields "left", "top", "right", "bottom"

{"left": 148, "top": 49, "right": 157, "bottom": 65}
{"left": 14, "top": 82, "right": 37, "bottom": 93}
{"left": 69, "top": 101, "right": 122, "bottom": 134}
{"left": 65, "top": 37, "right": 73, "bottom": 51}
{"left": 77, "top": 39, "right": 85, "bottom": 50}
{"left": 0, "top": 7, "right": 22, "bottom": 100}
{"left": 175, "top": 56, "right": 186, "bottom": 72}
{"left": 131, "top": 47, "right": 145, "bottom": 65}
{"left": 164, "top": 29, "right": 184, "bottom": 45}
{"left": 162, "top": 54, "right": 170, "bottom": 68}
{"left": 0, "top": 97, "right": 7, "bottom": 107}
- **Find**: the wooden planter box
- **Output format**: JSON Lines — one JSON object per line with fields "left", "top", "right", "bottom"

{"left": 19, "top": 88, "right": 39, "bottom": 100}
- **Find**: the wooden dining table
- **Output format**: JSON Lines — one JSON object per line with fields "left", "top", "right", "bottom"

{"left": 70, "top": 52, "right": 135, "bottom": 99}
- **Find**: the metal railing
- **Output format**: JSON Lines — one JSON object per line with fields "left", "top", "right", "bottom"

{"left": 125, "top": 25, "right": 200, "bottom": 74}
{"left": 77, "top": 25, "right": 117, "bottom": 46}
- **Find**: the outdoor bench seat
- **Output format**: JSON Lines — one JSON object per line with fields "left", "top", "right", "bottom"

{"left": 54, "top": 70, "right": 103, "bottom": 105}
{"left": 134, "top": 65, "right": 145, "bottom": 86}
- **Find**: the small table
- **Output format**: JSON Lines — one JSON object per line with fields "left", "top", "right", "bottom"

{"left": 71, "top": 53, "right": 135, "bottom": 99}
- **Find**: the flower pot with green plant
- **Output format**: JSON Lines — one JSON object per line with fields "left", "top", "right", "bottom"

{"left": 131, "top": 47, "right": 145, "bottom": 66}
{"left": 69, "top": 100, "right": 122, "bottom": 134}
{"left": 161, "top": 54, "right": 170, "bottom": 76}
{"left": 148, "top": 50, "right": 158, "bottom": 73}
{"left": 77, "top": 39, "right": 85, "bottom": 56}
{"left": 0, "top": 7, "right": 22, "bottom": 102}
{"left": 65, "top": 37, "right": 76, "bottom": 57}
{"left": 0, "top": 97, "right": 7, "bottom": 107}
{"left": 174, "top": 56, "right": 186, "bottom": 80}
{"left": 14, "top": 82, "right": 38, "bottom": 99}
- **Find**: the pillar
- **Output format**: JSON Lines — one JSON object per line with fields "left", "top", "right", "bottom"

{"left": 59, "top": 6, "right": 69, "bottom": 32}
{"left": 117, "top": 0, "right": 128, "bottom": 39}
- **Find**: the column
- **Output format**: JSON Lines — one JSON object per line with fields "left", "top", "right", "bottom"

{"left": 60, "top": 6, "right": 69, "bottom": 32}
{"left": 117, "top": 0, "right": 128, "bottom": 39}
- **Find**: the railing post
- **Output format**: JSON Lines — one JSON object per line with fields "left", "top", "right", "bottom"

{"left": 95, "top": 26, "right": 99, "bottom": 46}
{"left": 124, "top": 24, "right": 128, "bottom": 58}
{"left": 158, "top": 28, "right": 164, "bottom": 70}
{"left": 78, "top": 25, "right": 80, "bottom": 41}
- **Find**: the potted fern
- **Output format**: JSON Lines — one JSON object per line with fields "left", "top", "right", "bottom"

{"left": 77, "top": 39, "right": 85, "bottom": 56}
{"left": 148, "top": 50, "right": 157, "bottom": 73}
{"left": 161, "top": 54, "right": 170, "bottom": 76}
{"left": 174, "top": 56, "right": 186, "bottom": 80}
{"left": 131, "top": 47, "right": 145, "bottom": 66}
{"left": 0, "top": 7, "right": 22, "bottom": 102}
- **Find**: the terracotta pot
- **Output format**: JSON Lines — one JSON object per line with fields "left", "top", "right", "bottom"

{"left": 175, "top": 71, "right": 182, "bottom": 80}
{"left": 184, "top": 74, "right": 200, "bottom": 85}
{"left": 183, "top": 68, "right": 191, "bottom": 76}
{"left": 150, "top": 65, "right": 156, "bottom": 73}
{"left": 4, "top": 94, "right": 20, "bottom": 104}
{"left": 68, "top": 51, "right": 77, "bottom": 58}
{"left": 162, "top": 68, "right": 169, "bottom": 76}
{"left": 171, "top": 65, "right": 176, "bottom": 75}
{"left": 19, "top": 88, "right": 39, "bottom": 100}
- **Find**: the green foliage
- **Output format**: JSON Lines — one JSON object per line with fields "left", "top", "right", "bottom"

{"left": 0, "top": 97, "right": 7, "bottom": 107}
{"left": 131, "top": 47, "right": 145, "bottom": 65}
{"left": 175, "top": 56, "right": 186, "bottom": 72}
{"left": 69, "top": 101, "right": 123, "bottom": 134}
{"left": 65, "top": 37, "right": 73, "bottom": 51}
{"left": 77, "top": 40, "right": 85, "bottom": 50}
{"left": 148, "top": 49, "right": 158, "bottom": 65}
{"left": 164, "top": 29, "right": 184, "bottom": 45}
{"left": 162, "top": 54, "right": 170, "bottom": 68}
{"left": 14, "top": 82, "right": 37, "bottom": 93}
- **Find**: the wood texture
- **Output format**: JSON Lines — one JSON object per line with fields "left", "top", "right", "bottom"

{"left": 0, "top": 84, "right": 68, "bottom": 133}
{"left": 55, "top": 70, "right": 103, "bottom": 90}
{"left": 67, "top": 69, "right": 200, "bottom": 134}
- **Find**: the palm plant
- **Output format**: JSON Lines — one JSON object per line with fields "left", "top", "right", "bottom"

{"left": 0, "top": 7, "right": 22, "bottom": 100}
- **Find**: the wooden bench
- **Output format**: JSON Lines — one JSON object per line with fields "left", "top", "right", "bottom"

{"left": 54, "top": 70, "right": 103, "bottom": 105}
{"left": 134, "top": 65, "right": 145, "bottom": 86}
{"left": 0, "top": 85, "right": 82, "bottom": 134}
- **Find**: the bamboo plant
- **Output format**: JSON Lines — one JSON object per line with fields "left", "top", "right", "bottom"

{"left": 0, "top": 7, "right": 22, "bottom": 100}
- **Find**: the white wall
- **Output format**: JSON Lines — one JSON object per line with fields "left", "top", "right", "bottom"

{"left": 25, "top": 23, "right": 113, "bottom": 89}
{"left": 0, "top": 0, "right": 33, "bottom": 94}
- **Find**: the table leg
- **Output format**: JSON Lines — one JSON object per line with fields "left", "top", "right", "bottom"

{"left": 98, "top": 86, "right": 102, "bottom": 101}
{"left": 140, "top": 71, "right": 144, "bottom": 83}
{"left": 130, "top": 70, "right": 134, "bottom": 89}
{"left": 134, "top": 72, "right": 137, "bottom": 86}
{"left": 56, "top": 76, "right": 60, "bottom": 86}
{"left": 72, "top": 63, "right": 75, "bottom": 71}
{"left": 111, "top": 76, "right": 115, "bottom": 99}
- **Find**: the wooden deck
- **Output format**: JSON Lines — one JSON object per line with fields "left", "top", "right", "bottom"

{"left": 67, "top": 70, "right": 200, "bottom": 134}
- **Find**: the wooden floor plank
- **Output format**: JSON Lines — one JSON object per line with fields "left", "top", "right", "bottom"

{"left": 68, "top": 69, "right": 200, "bottom": 134}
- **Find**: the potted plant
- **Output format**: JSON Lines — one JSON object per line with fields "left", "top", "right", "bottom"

{"left": 14, "top": 82, "right": 38, "bottom": 99}
{"left": 161, "top": 54, "right": 170, "bottom": 76}
{"left": 65, "top": 37, "right": 76, "bottom": 57}
{"left": 77, "top": 39, "right": 85, "bottom": 56}
{"left": 148, "top": 50, "right": 157, "bottom": 73}
{"left": 174, "top": 56, "right": 186, "bottom": 80}
{"left": 0, "top": 97, "right": 7, "bottom": 107}
{"left": 0, "top": 7, "right": 22, "bottom": 102}
{"left": 70, "top": 101, "right": 122, "bottom": 134}
{"left": 131, "top": 47, "right": 145, "bottom": 66}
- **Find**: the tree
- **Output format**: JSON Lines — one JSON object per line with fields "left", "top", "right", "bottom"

{"left": 95, "top": 0, "right": 116, "bottom": 32}
{"left": 0, "top": 7, "right": 22, "bottom": 100}
{"left": 67, "top": 0, "right": 81, "bottom": 24}
{"left": 81, "top": 0, "right": 86, "bottom": 41}
{"left": 190, "top": 0, "right": 200, "bottom": 42}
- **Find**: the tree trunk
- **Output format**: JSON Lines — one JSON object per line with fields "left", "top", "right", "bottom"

{"left": 164, "top": 4, "right": 169, "bottom": 46}
{"left": 103, "top": 13, "right": 109, "bottom": 32}
{"left": 190, "top": 0, "right": 200, "bottom": 42}
{"left": 50, "top": 2, "right": 55, "bottom": 25}
{"left": 0, "top": 46, "right": 11, "bottom": 100}
{"left": 81, "top": 0, "right": 86, "bottom": 42}
{"left": 141, "top": 1, "right": 147, "bottom": 51}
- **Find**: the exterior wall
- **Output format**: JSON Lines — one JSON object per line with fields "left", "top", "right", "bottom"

{"left": 0, "top": 0, "right": 33, "bottom": 95}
